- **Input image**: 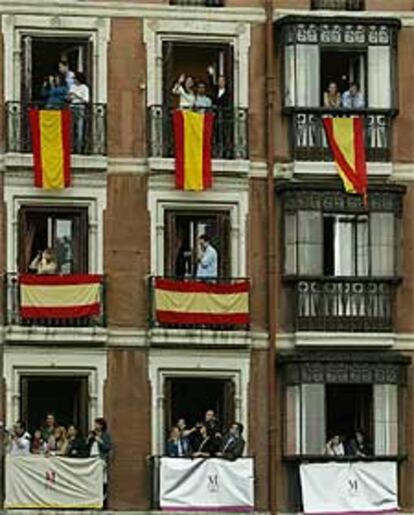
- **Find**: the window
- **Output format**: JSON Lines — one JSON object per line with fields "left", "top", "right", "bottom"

{"left": 163, "top": 41, "right": 233, "bottom": 108}
{"left": 311, "top": 0, "right": 364, "bottom": 9}
{"left": 164, "top": 210, "right": 230, "bottom": 278}
{"left": 284, "top": 210, "right": 396, "bottom": 277}
{"left": 21, "top": 36, "right": 92, "bottom": 103}
{"left": 164, "top": 377, "right": 234, "bottom": 435}
{"left": 18, "top": 206, "right": 89, "bottom": 273}
{"left": 20, "top": 376, "right": 89, "bottom": 436}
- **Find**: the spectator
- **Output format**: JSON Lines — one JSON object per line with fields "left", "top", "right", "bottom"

{"left": 41, "top": 74, "right": 69, "bottom": 109}
{"left": 9, "top": 420, "right": 31, "bottom": 456}
{"left": 68, "top": 71, "right": 90, "bottom": 154}
{"left": 40, "top": 413, "right": 57, "bottom": 442}
{"left": 325, "top": 435, "right": 345, "bottom": 457}
{"left": 88, "top": 417, "right": 112, "bottom": 463}
{"left": 177, "top": 418, "right": 196, "bottom": 439}
{"left": 166, "top": 426, "right": 190, "bottom": 457}
{"left": 208, "top": 67, "right": 231, "bottom": 110}
{"left": 31, "top": 430, "right": 45, "bottom": 455}
{"left": 323, "top": 81, "right": 341, "bottom": 109}
{"left": 204, "top": 409, "right": 221, "bottom": 439}
{"left": 58, "top": 59, "right": 75, "bottom": 89}
{"left": 66, "top": 425, "right": 88, "bottom": 458}
{"left": 216, "top": 422, "right": 245, "bottom": 461}
{"left": 172, "top": 74, "right": 195, "bottom": 109}
{"left": 196, "top": 235, "right": 218, "bottom": 279}
{"left": 29, "top": 248, "right": 58, "bottom": 275}
{"left": 194, "top": 81, "right": 212, "bottom": 112}
{"left": 48, "top": 426, "right": 68, "bottom": 456}
{"left": 347, "top": 430, "right": 372, "bottom": 457}
{"left": 342, "top": 82, "right": 364, "bottom": 109}
{"left": 192, "top": 423, "right": 217, "bottom": 458}
{"left": 208, "top": 67, "right": 231, "bottom": 158}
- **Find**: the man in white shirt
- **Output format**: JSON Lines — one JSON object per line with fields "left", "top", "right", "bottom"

{"left": 58, "top": 60, "right": 75, "bottom": 89}
{"left": 194, "top": 82, "right": 212, "bottom": 112}
{"left": 10, "top": 420, "right": 31, "bottom": 456}
{"left": 68, "top": 71, "right": 90, "bottom": 153}
{"left": 342, "top": 82, "right": 364, "bottom": 109}
{"left": 196, "top": 235, "right": 218, "bottom": 279}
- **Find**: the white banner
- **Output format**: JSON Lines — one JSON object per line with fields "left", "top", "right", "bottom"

{"left": 5, "top": 455, "right": 104, "bottom": 509}
{"left": 300, "top": 461, "right": 398, "bottom": 514}
{"left": 160, "top": 457, "right": 254, "bottom": 511}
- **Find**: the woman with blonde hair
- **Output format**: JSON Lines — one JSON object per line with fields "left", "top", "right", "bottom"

{"left": 29, "top": 247, "right": 58, "bottom": 274}
{"left": 48, "top": 426, "right": 68, "bottom": 456}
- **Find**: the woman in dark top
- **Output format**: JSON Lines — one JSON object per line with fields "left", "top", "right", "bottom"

{"left": 192, "top": 424, "right": 217, "bottom": 458}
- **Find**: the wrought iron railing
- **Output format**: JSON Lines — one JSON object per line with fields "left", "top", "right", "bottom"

{"left": 287, "top": 277, "right": 398, "bottom": 332}
{"left": 311, "top": 0, "right": 364, "bottom": 9}
{"left": 287, "top": 108, "right": 394, "bottom": 162}
{"left": 5, "top": 273, "right": 106, "bottom": 327}
{"left": 147, "top": 106, "right": 248, "bottom": 160}
{"left": 170, "top": 0, "right": 224, "bottom": 6}
{"left": 5, "top": 101, "right": 107, "bottom": 155}
{"left": 149, "top": 276, "right": 250, "bottom": 331}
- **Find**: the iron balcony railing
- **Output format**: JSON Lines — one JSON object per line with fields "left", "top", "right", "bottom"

{"left": 311, "top": 0, "right": 364, "bottom": 9}
{"left": 286, "top": 276, "right": 398, "bottom": 332}
{"left": 6, "top": 273, "right": 107, "bottom": 327}
{"left": 147, "top": 106, "right": 248, "bottom": 160}
{"left": 170, "top": 0, "right": 224, "bottom": 6}
{"left": 149, "top": 276, "right": 250, "bottom": 331}
{"left": 287, "top": 108, "right": 394, "bottom": 163}
{"left": 5, "top": 101, "right": 107, "bottom": 155}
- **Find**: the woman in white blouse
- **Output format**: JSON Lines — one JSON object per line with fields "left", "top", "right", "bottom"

{"left": 68, "top": 71, "right": 90, "bottom": 153}
{"left": 172, "top": 74, "right": 195, "bottom": 109}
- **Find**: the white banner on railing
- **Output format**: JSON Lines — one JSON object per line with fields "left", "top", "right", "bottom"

{"left": 160, "top": 457, "right": 254, "bottom": 511}
{"left": 300, "top": 461, "right": 398, "bottom": 514}
{"left": 5, "top": 455, "right": 104, "bottom": 509}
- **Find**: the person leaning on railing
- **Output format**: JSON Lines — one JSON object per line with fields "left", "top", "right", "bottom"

{"left": 29, "top": 248, "right": 58, "bottom": 275}
{"left": 40, "top": 73, "right": 69, "bottom": 109}
{"left": 215, "top": 422, "right": 245, "bottom": 461}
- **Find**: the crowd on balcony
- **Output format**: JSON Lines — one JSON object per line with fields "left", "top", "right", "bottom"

{"left": 166, "top": 409, "right": 245, "bottom": 461}
{"left": 7, "top": 415, "right": 112, "bottom": 462}
{"left": 325, "top": 430, "right": 372, "bottom": 457}
{"left": 323, "top": 81, "right": 364, "bottom": 109}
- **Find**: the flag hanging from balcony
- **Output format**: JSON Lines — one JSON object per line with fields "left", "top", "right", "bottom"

{"left": 173, "top": 110, "right": 214, "bottom": 191}
{"left": 29, "top": 108, "right": 71, "bottom": 189}
{"left": 19, "top": 274, "right": 102, "bottom": 319}
{"left": 322, "top": 117, "right": 368, "bottom": 200}
{"left": 154, "top": 278, "right": 249, "bottom": 327}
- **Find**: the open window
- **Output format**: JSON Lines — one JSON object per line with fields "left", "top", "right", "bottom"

{"left": 21, "top": 35, "right": 93, "bottom": 102}
{"left": 164, "top": 210, "right": 231, "bottom": 278}
{"left": 164, "top": 377, "right": 235, "bottom": 435}
{"left": 162, "top": 41, "right": 233, "bottom": 108}
{"left": 18, "top": 206, "right": 89, "bottom": 274}
{"left": 20, "top": 375, "right": 89, "bottom": 436}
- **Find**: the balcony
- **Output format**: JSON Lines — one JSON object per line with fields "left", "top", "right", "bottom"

{"left": 150, "top": 457, "right": 254, "bottom": 510}
{"left": 5, "top": 101, "right": 107, "bottom": 155}
{"left": 149, "top": 276, "right": 250, "bottom": 331}
{"left": 147, "top": 106, "right": 248, "bottom": 160}
{"left": 311, "top": 0, "right": 364, "bottom": 9}
{"left": 286, "top": 277, "right": 398, "bottom": 332}
{"left": 6, "top": 273, "right": 106, "bottom": 327}
{"left": 170, "top": 0, "right": 224, "bottom": 5}
{"left": 288, "top": 108, "right": 394, "bottom": 163}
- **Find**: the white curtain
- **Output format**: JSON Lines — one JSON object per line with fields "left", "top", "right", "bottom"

{"left": 296, "top": 45, "right": 320, "bottom": 107}
{"left": 368, "top": 46, "right": 391, "bottom": 108}
{"left": 301, "top": 384, "right": 326, "bottom": 455}
{"left": 370, "top": 212, "right": 394, "bottom": 276}
{"left": 298, "top": 210, "right": 323, "bottom": 275}
{"left": 284, "top": 45, "right": 296, "bottom": 107}
{"left": 374, "top": 384, "right": 398, "bottom": 456}
{"left": 334, "top": 217, "right": 354, "bottom": 277}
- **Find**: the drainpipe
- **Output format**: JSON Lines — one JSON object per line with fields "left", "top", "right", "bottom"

{"left": 265, "top": 0, "right": 278, "bottom": 514}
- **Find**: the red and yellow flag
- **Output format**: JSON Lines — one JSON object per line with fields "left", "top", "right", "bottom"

{"left": 173, "top": 110, "right": 214, "bottom": 191}
{"left": 19, "top": 274, "right": 102, "bottom": 319}
{"left": 29, "top": 108, "right": 71, "bottom": 189}
{"left": 323, "top": 117, "right": 368, "bottom": 198}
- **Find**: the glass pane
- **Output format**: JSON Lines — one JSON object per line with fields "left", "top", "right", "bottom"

{"left": 54, "top": 219, "right": 73, "bottom": 274}
{"left": 301, "top": 384, "right": 325, "bottom": 455}
{"left": 298, "top": 211, "right": 322, "bottom": 275}
{"left": 370, "top": 213, "right": 395, "bottom": 276}
{"left": 374, "top": 384, "right": 398, "bottom": 455}
{"left": 284, "top": 213, "right": 297, "bottom": 275}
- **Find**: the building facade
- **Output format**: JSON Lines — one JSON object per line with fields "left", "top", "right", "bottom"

{"left": 0, "top": 0, "right": 414, "bottom": 513}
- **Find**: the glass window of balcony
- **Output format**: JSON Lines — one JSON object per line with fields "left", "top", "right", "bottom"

{"left": 18, "top": 206, "right": 89, "bottom": 274}
{"left": 164, "top": 210, "right": 230, "bottom": 278}
{"left": 148, "top": 41, "right": 248, "bottom": 160}
{"left": 20, "top": 375, "right": 89, "bottom": 437}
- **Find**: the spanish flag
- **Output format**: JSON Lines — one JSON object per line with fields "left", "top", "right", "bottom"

{"left": 173, "top": 110, "right": 214, "bottom": 191}
{"left": 29, "top": 108, "right": 71, "bottom": 189}
{"left": 154, "top": 278, "right": 249, "bottom": 327}
{"left": 19, "top": 274, "right": 102, "bottom": 319}
{"left": 323, "top": 117, "right": 368, "bottom": 199}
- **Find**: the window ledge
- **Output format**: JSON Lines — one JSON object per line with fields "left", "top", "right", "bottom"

{"left": 148, "top": 327, "right": 251, "bottom": 348}
{"left": 292, "top": 160, "right": 392, "bottom": 177}
{"left": 5, "top": 325, "right": 108, "bottom": 345}
{"left": 294, "top": 331, "right": 395, "bottom": 347}
{"left": 3, "top": 152, "right": 107, "bottom": 171}
{"left": 148, "top": 157, "right": 250, "bottom": 175}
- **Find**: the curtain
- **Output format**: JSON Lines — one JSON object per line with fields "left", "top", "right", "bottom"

{"left": 334, "top": 217, "right": 354, "bottom": 277}
{"left": 373, "top": 384, "right": 398, "bottom": 456}
{"left": 285, "top": 385, "right": 300, "bottom": 455}
{"left": 368, "top": 46, "right": 391, "bottom": 108}
{"left": 296, "top": 45, "right": 320, "bottom": 107}
{"left": 370, "top": 212, "right": 394, "bottom": 276}
{"left": 298, "top": 210, "right": 323, "bottom": 275}
{"left": 301, "top": 384, "right": 326, "bottom": 455}
{"left": 284, "top": 45, "right": 296, "bottom": 107}
{"left": 284, "top": 212, "right": 297, "bottom": 275}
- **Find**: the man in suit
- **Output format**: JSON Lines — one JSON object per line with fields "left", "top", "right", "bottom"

{"left": 216, "top": 422, "right": 245, "bottom": 461}
{"left": 207, "top": 67, "right": 232, "bottom": 158}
